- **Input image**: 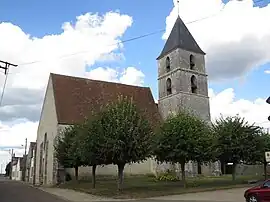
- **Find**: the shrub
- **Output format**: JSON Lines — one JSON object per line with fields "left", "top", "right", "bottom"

{"left": 156, "top": 169, "right": 179, "bottom": 182}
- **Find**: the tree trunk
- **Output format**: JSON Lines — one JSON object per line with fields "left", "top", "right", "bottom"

{"left": 264, "top": 161, "right": 267, "bottom": 180}
{"left": 117, "top": 164, "right": 125, "bottom": 191}
{"left": 221, "top": 160, "right": 226, "bottom": 175}
{"left": 92, "top": 165, "right": 97, "bottom": 188}
{"left": 197, "top": 162, "right": 202, "bottom": 175}
{"left": 232, "top": 163, "right": 236, "bottom": 181}
{"left": 180, "top": 162, "right": 186, "bottom": 188}
{"left": 74, "top": 166, "right": 79, "bottom": 181}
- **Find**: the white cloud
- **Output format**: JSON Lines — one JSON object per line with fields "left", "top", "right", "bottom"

{"left": 0, "top": 10, "right": 133, "bottom": 167}
{"left": 0, "top": 11, "right": 132, "bottom": 90}
{"left": 163, "top": 0, "right": 270, "bottom": 80}
{"left": 0, "top": 11, "right": 133, "bottom": 122}
{"left": 0, "top": 120, "right": 38, "bottom": 169}
{"left": 86, "top": 66, "right": 145, "bottom": 86}
{"left": 265, "top": 70, "right": 270, "bottom": 74}
{"left": 209, "top": 88, "right": 270, "bottom": 129}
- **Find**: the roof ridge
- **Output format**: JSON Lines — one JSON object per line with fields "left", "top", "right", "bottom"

{"left": 50, "top": 73, "right": 149, "bottom": 89}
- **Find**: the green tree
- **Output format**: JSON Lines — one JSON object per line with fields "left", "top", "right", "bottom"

{"left": 212, "top": 115, "right": 261, "bottom": 181}
{"left": 100, "top": 96, "right": 153, "bottom": 191}
{"left": 79, "top": 115, "right": 108, "bottom": 188}
{"left": 153, "top": 110, "right": 213, "bottom": 188}
{"left": 54, "top": 125, "right": 83, "bottom": 181}
{"left": 245, "top": 131, "right": 270, "bottom": 179}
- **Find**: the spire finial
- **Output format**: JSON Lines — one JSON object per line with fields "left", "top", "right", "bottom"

{"left": 177, "top": 0, "right": 180, "bottom": 16}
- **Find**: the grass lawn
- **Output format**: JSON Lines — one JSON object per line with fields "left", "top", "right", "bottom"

{"left": 57, "top": 174, "right": 264, "bottom": 199}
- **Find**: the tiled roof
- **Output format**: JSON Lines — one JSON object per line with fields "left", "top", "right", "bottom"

{"left": 50, "top": 73, "right": 161, "bottom": 128}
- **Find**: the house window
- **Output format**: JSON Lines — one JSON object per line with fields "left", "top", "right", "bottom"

{"left": 191, "top": 75, "right": 197, "bottom": 94}
{"left": 190, "top": 54, "right": 195, "bottom": 70}
{"left": 166, "top": 78, "right": 172, "bottom": 95}
{"left": 166, "top": 57, "right": 171, "bottom": 72}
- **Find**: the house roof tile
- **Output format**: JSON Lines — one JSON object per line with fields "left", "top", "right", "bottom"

{"left": 50, "top": 73, "right": 161, "bottom": 128}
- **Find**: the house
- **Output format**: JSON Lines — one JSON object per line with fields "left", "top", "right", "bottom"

{"left": 34, "top": 15, "right": 221, "bottom": 186}
{"left": 11, "top": 156, "right": 23, "bottom": 181}
{"left": 25, "top": 142, "right": 36, "bottom": 184}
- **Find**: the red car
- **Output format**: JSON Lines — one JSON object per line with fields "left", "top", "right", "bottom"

{"left": 244, "top": 180, "right": 270, "bottom": 202}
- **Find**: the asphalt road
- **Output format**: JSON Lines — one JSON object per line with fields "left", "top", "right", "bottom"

{"left": 0, "top": 177, "right": 66, "bottom": 202}
{"left": 0, "top": 177, "right": 237, "bottom": 202}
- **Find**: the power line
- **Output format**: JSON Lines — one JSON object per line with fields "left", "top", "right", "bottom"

{"left": 1, "top": 0, "right": 266, "bottom": 69}
{"left": 15, "top": 6, "right": 226, "bottom": 68}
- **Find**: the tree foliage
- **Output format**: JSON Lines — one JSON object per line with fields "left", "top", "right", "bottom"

{"left": 99, "top": 96, "right": 153, "bottom": 190}
{"left": 245, "top": 131, "right": 270, "bottom": 179}
{"left": 212, "top": 115, "right": 262, "bottom": 180}
{"left": 79, "top": 115, "right": 108, "bottom": 188}
{"left": 54, "top": 125, "right": 84, "bottom": 180}
{"left": 152, "top": 109, "right": 212, "bottom": 187}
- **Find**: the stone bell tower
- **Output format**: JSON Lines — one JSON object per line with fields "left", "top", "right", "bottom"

{"left": 156, "top": 15, "right": 219, "bottom": 176}
{"left": 157, "top": 16, "right": 211, "bottom": 123}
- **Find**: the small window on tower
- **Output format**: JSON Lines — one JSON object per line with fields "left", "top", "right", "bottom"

{"left": 191, "top": 75, "right": 197, "bottom": 94}
{"left": 166, "top": 78, "right": 172, "bottom": 95}
{"left": 166, "top": 57, "right": 171, "bottom": 72}
{"left": 190, "top": 55, "right": 195, "bottom": 70}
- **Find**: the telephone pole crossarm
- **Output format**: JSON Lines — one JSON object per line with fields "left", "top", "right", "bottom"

{"left": 0, "top": 60, "right": 17, "bottom": 75}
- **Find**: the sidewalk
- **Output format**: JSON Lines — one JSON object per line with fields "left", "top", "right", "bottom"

{"left": 39, "top": 187, "right": 135, "bottom": 202}
{"left": 147, "top": 187, "right": 247, "bottom": 202}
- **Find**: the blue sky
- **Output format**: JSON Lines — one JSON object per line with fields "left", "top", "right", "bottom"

{"left": 1, "top": 0, "right": 270, "bottom": 101}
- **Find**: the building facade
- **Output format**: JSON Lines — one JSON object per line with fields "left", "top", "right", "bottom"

{"left": 11, "top": 157, "right": 23, "bottom": 181}
{"left": 26, "top": 142, "right": 37, "bottom": 184}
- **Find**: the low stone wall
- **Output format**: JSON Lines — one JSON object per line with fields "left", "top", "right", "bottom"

{"left": 236, "top": 164, "right": 269, "bottom": 176}
{"left": 66, "top": 159, "right": 154, "bottom": 180}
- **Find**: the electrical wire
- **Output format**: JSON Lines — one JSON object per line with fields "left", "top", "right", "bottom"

{"left": 12, "top": 0, "right": 267, "bottom": 68}
{"left": 16, "top": 0, "right": 270, "bottom": 68}
{"left": 16, "top": 5, "right": 227, "bottom": 67}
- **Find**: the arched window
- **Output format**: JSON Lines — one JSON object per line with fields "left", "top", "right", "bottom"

{"left": 166, "top": 57, "right": 171, "bottom": 72}
{"left": 190, "top": 54, "right": 195, "bottom": 70}
{"left": 191, "top": 75, "right": 197, "bottom": 94}
{"left": 166, "top": 78, "right": 172, "bottom": 95}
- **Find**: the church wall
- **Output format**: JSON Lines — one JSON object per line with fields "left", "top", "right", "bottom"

{"left": 158, "top": 93, "right": 211, "bottom": 122}
{"left": 35, "top": 76, "right": 58, "bottom": 186}
{"left": 158, "top": 48, "right": 206, "bottom": 76}
{"left": 65, "top": 158, "right": 155, "bottom": 179}
{"left": 157, "top": 48, "right": 210, "bottom": 122}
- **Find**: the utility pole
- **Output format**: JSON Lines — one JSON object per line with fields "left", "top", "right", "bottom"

{"left": 24, "top": 138, "right": 27, "bottom": 156}
{"left": 267, "top": 97, "right": 270, "bottom": 122}
{"left": 9, "top": 149, "right": 13, "bottom": 179}
{"left": 0, "top": 60, "right": 17, "bottom": 75}
{"left": 22, "top": 138, "right": 27, "bottom": 181}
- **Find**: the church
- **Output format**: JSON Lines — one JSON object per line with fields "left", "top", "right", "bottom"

{"left": 34, "top": 15, "right": 219, "bottom": 186}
